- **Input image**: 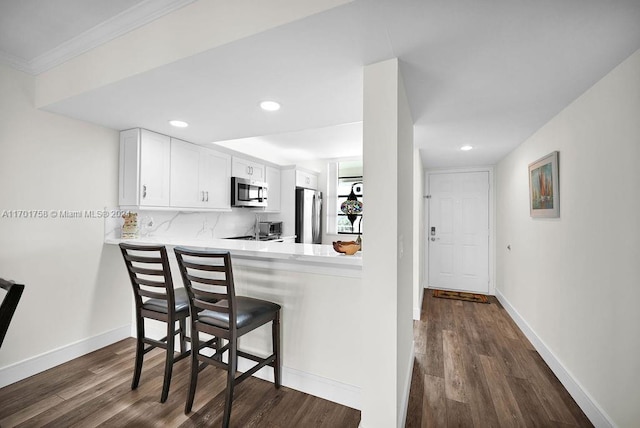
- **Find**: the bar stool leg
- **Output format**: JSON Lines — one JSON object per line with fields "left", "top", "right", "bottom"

{"left": 185, "top": 336, "right": 199, "bottom": 413}
{"left": 179, "top": 318, "right": 188, "bottom": 354}
{"left": 132, "top": 317, "right": 145, "bottom": 390}
{"left": 161, "top": 321, "right": 175, "bottom": 403}
{"left": 273, "top": 311, "right": 281, "bottom": 388}
{"left": 222, "top": 338, "right": 238, "bottom": 428}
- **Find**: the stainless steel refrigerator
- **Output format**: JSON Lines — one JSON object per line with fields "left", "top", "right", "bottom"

{"left": 295, "top": 188, "right": 322, "bottom": 244}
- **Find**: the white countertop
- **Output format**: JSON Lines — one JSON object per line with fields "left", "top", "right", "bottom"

{"left": 104, "top": 236, "right": 362, "bottom": 270}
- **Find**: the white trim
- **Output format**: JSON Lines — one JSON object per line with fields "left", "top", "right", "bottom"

{"left": 399, "top": 341, "right": 415, "bottom": 428}
{"left": 0, "top": 325, "right": 131, "bottom": 388}
{"left": 425, "top": 166, "right": 496, "bottom": 295}
{"left": 413, "top": 282, "right": 425, "bottom": 320}
{"left": 495, "top": 290, "right": 615, "bottom": 428}
{"left": 413, "top": 307, "right": 421, "bottom": 320}
{"left": 0, "top": 51, "right": 32, "bottom": 74}
{"left": 236, "top": 357, "right": 361, "bottom": 410}
{"left": 1, "top": 0, "right": 196, "bottom": 75}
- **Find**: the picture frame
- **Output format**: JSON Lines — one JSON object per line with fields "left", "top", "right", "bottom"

{"left": 529, "top": 151, "right": 559, "bottom": 218}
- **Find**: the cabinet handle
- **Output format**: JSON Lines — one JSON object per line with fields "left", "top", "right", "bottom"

{"left": 201, "top": 191, "right": 205, "bottom": 202}
{"left": 142, "top": 185, "right": 147, "bottom": 199}
{"left": 206, "top": 191, "right": 209, "bottom": 202}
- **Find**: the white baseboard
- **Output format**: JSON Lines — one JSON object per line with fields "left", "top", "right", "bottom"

{"left": 495, "top": 290, "right": 615, "bottom": 428}
{"left": 0, "top": 325, "right": 131, "bottom": 388}
{"left": 236, "top": 357, "right": 361, "bottom": 410}
{"left": 358, "top": 342, "right": 415, "bottom": 428}
{"left": 413, "top": 307, "right": 421, "bottom": 320}
{"left": 399, "top": 341, "right": 415, "bottom": 428}
{"left": 413, "top": 285, "right": 425, "bottom": 320}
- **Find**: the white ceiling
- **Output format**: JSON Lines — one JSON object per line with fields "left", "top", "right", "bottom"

{"left": 2, "top": 0, "right": 640, "bottom": 168}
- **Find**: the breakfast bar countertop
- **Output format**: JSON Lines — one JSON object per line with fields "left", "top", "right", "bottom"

{"left": 104, "top": 236, "right": 362, "bottom": 276}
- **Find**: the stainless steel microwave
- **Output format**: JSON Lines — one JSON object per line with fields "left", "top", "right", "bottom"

{"left": 231, "top": 177, "right": 268, "bottom": 208}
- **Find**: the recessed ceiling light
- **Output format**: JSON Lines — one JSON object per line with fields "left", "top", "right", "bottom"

{"left": 260, "top": 101, "right": 281, "bottom": 111}
{"left": 460, "top": 145, "right": 473, "bottom": 151}
{"left": 169, "top": 120, "right": 189, "bottom": 128}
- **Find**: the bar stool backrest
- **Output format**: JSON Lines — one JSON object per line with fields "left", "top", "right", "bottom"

{"left": 0, "top": 278, "right": 24, "bottom": 348}
{"left": 119, "top": 243, "right": 176, "bottom": 317}
{"left": 174, "top": 248, "right": 237, "bottom": 335}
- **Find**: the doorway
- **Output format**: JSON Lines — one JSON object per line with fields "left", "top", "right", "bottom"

{"left": 427, "top": 171, "right": 490, "bottom": 294}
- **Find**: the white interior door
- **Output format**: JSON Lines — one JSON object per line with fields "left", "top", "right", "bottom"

{"left": 428, "top": 171, "right": 489, "bottom": 294}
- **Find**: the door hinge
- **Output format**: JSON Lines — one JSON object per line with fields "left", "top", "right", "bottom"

{"left": 424, "top": 195, "right": 431, "bottom": 199}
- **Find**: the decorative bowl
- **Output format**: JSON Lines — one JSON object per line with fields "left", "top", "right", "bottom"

{"left": 332, "top": 240, "right": 361, "bottom": 255}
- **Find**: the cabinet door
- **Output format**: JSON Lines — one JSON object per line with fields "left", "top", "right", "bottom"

{"left": 201, "top": 149, "right": 232, "bottom": 209}
{"left": 232, "top": 157, "right": 265, "bottom": 181}
{"left": 250, "top": 162, "right": 265, "bottom": 181}
{"left": 139, "top": 130, "right": 171, "bottom": 206}
{"left": 170, "top": 138, "right": 202, "bottom": 208}
{"left": 265, "top": 166, "right": 281, "bottom": 212}
{"left": 295, "top": 170, "right": 318, "bottom": 190}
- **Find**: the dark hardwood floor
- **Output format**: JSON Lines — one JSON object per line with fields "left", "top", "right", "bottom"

{"left": 406, "top": 290, "right": 593, "bottom": 428}
{"left": 1, "top": 291, "right": 594, "bottom": 427}
{"left": 0, "top": 338, "right": 360, "bottom": 427}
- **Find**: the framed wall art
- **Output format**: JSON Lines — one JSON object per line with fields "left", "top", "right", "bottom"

{"left": 529, "top": 151, "right": 559, "bottom": 218}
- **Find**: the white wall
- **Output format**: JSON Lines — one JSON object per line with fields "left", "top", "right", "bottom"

{"left": 395, "top": 70, "right": 414, "bottom": 427}
{"left": 361, "top": 58, "right": 414, "bottom": 428}
{"left": 0, "top": 64, "right": 131, "bottom": 383}
{"left": 412, "top": 149, "right": 425, "bottom": 319}
{"left": 495, "top": 49, "right": 640, "bottom": 427}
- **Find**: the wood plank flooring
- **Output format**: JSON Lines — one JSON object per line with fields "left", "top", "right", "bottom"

{"left": 0, "top": 338, "right": 360, "bottom": 427}
{"left": 406, "top": 291, "right": 594, "bottom": 428}
{"left": 1, "top": 291, "right": 594, "bottom": 427}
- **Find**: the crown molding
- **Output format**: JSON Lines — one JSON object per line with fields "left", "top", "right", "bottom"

{"left": 0, "top": 0, "right": 196, "bottom": 75}
{"left": 0, "top": 50, "right": 32, "bottom": 74}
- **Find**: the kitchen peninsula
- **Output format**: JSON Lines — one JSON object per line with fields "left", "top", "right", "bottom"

{"left": 105, "top": 235, "right": 363, "bottom": 409}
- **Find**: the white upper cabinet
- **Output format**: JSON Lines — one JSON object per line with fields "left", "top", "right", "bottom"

{"left": 295, "top": 170, "right": 318, "bottom": 190}
{"left": 232, "top": 157, "right": 265, "bottom": 181}
{"left": 265, "top": 166, "right": 281, "bottom": 212}
{"left": 170, "top": 138, "right": 201, "bottom": 208}
{"left": 199, "top": 148, "right": 232, "bottom": 210}
{"left": 170, "top": 138, "right": 231, "bottom": 210}
{"left": 119, "top": 128, "right": 171, "bottom": 208}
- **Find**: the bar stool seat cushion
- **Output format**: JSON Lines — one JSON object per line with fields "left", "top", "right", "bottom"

{"left": 143, "top": 287, "right": 190, "bottom": 314}
{"left": 199, "top": 297, "right": 281, "bottom": 330}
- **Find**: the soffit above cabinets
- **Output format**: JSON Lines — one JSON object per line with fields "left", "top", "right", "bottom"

{"left": 2, "top": 1, "right": 640, "bottom": 168}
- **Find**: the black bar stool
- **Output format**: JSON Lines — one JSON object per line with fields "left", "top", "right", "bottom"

{"left": 174, "top": 247, "right": 281, "bottom": 428}
{"left": 119, "top": 243, "right": 190, "bottom": 403}
{"left": 0, "top": 278, "right": 25, "bottom": 349}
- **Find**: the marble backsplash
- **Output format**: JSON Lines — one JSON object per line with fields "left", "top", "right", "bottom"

{"left": 105, "top": 209, "right": 280, "bottom": 241}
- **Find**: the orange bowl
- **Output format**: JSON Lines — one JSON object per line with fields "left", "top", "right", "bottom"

{"left": 332, "top": 241, "right": 360, "bottom": 255}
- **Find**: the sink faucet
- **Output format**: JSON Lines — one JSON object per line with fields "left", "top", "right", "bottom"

{"left": 254, "top": 214, "right": 260, "bottom": 241}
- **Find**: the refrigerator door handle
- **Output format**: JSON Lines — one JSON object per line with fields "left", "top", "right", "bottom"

{"left": 311, "top": 194, "right": 316, "bottom": 242}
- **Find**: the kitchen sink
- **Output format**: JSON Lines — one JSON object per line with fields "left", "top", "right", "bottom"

{"left": 225, "top": 235, "right": 283, "bottom": 241}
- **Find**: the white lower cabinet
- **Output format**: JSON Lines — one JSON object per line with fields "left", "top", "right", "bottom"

{"left": 170, "top": 138, "right": 231, "bottom": 210}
